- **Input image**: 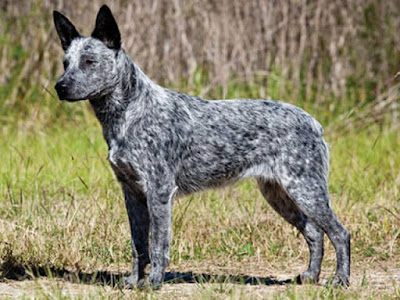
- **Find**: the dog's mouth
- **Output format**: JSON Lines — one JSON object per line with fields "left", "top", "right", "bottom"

{"left": 61, "top": 94, "right": 98, "bottom": 102}
{"left": 63, "top": 97, "right": 86, "bottom": 102}
{"left": 56, "top": 93, "right": 88, "bottom": 102}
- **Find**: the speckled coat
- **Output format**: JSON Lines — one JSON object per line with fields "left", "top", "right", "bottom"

{"left": 53, "top": 5, "right": 350, "bottom": 289}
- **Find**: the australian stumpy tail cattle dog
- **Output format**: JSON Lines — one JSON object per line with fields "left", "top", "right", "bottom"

{"left": 53, "top": 5, "right": 350, "bottom": 289}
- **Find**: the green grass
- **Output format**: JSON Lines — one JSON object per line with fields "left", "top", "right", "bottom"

{"left": 0, "top": 106, "right": 399, "bottom": 298}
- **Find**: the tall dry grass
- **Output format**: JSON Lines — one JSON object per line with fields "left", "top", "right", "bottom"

{"left": 0, "top": 0, "right": 399, "bottom": 125}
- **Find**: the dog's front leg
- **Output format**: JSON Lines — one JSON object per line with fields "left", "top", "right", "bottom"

{"left": 122, "top": 184, "right": 150, "bottom": 289}
{"left": 147, "top": 184, "right": 176, "bottom": 289}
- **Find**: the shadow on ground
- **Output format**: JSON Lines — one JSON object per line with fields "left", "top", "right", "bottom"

{"left": 0, "top": 260, "right": 293, "bottom": 288}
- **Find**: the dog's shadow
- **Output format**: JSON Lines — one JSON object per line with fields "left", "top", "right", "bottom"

{"left": 1, "top": 262, "right": 294, "bottom": 288}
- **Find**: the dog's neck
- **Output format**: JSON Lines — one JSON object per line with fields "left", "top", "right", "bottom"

{"left": 89, "top": 50, "right": 164, "bottom": 148}
{"left": 89, "top": 50, "right": 138, "bottom": 147}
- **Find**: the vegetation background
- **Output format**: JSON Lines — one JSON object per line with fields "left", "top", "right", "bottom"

{"left": 0, "top": 0, "right": 399, "bottom": 298}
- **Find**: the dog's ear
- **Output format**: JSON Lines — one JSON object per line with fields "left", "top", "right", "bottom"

{"left": 53, "top": 11, "right": 81, "bottom": 51}
{"left": 91, "top": 5, "right": 121, "bottom": 50}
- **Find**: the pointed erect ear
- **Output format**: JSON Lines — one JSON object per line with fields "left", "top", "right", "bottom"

{"left": 53, "top": 11, "right": 81, "bottom": 51}
{"left": 91, "top": 5, "right": 121, "bottom": 50}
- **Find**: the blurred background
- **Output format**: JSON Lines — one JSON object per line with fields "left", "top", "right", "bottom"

{"left": 0, "top": 0, "right": 399, "bottom": 129}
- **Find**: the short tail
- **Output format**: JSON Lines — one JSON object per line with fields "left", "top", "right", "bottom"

{"left": 321, "top": 140, "right": 330, "bottom": 181}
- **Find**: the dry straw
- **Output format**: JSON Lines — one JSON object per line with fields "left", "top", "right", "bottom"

{"left": 1, "top": 0, "right": 399, "bottom": 126}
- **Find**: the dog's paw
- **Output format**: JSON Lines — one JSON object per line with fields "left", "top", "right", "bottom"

{"left": 121, "top": 274, "right": 137, "bottom": 289}
{"left": 295, "top": 271, "right": 319, "bottom": 284}
{"left": 148, "top": 272, "right": 164, "bottom": 290}
{"left": 323, "top": 275, "right": 349, "bottom": 288}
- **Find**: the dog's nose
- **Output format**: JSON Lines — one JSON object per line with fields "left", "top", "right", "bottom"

{"left": 55, "top": 81, "right": 68, "bottom": 100}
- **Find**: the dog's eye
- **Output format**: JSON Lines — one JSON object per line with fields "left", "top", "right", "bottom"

{"left": 85, "top": 59, "right": 97, "bottom": 66}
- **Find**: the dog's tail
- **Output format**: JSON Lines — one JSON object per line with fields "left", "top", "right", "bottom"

{"left": 309, "top": 117, "right": 330, "bottom": 181}
{"left": 321, "top": 139, "right": 330, "bottom": 181}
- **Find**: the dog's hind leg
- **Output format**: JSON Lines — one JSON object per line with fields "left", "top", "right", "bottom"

{"left": 122, "top": 184, "right": 150, "bottom": 288}
{"left": 281, "top": 175, "right": 351, "bottom": 287}
{"left": 258, "top": 179, "right": 324, "bottom": 284}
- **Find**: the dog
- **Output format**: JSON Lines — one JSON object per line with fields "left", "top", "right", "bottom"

{"left": 53, "top": 5, "right": 350, "bottom": 289}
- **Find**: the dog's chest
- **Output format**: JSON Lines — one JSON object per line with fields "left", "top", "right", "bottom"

{"left": 107, "top": 144, "right": 140, "bottom": 184}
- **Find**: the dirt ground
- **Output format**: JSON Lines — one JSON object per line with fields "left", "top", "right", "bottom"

{"left": 0, "top": 261, "right": 399, "bottom": 299}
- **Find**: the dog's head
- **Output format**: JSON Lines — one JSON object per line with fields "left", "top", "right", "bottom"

{"left": 54, "top": 5, "right": 121, "bottom": 101}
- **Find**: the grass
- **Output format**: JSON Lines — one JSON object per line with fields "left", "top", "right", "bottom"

{"left": 0, "top": 97, "right": 399, "bottom": 298}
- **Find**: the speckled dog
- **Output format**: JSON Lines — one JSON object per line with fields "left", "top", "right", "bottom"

{"left": 53, "top": 5, "right": 350, "bottom": 289}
